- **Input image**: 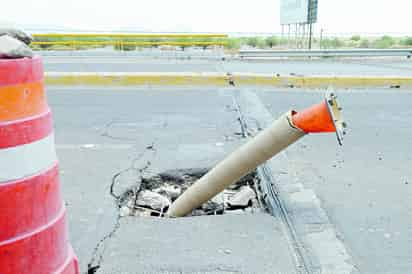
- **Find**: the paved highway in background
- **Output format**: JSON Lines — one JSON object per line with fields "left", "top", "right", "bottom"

{"left": 49, "top": 85, "right": 412, "bottom": 274}
{"left": 39, "top": 49, "right": 412, "bottom": 76}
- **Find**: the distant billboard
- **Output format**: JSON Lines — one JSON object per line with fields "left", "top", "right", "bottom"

{"left": 280, "top": 0, "right": 318, "bottom": 25}
{"left": 308, "top": 0, "right": 318, "bottom": 23}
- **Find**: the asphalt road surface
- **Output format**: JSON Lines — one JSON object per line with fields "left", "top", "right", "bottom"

{"left": 51, "top": 87, "right": 298, "bottom": 273}
{"left": 39, "top": 50, "right": 412, "bottom": 76}
{"left": 48, "top": 85, "right": 412, "bottom": 274}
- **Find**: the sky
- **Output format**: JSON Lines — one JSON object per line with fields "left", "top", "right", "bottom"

{"left": 2, "top": 0, "right": 412, "bottom": 34}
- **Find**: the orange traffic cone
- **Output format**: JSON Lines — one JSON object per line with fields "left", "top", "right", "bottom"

{"left": 292, "top": 101, "right": 335, "bottom": 133}
{"left": 0, "top": 56, "right": 79, "bottom": 274}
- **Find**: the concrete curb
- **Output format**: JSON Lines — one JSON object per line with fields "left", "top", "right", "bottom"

{"left": 236, "top": 90, "right": 356, "bottom": 273}
{"left": 45, "top": 72, "right": 228, "bottom": 86}
{"left": 45, "top": 72, "right": 412, "bottom": 88}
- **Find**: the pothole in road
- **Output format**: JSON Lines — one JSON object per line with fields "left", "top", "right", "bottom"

{"left": 117, "top": 168, "right": 262, "bottom": 217}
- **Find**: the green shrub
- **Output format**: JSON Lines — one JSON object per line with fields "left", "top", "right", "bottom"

{"left": 359, "top": 39, "right": 370, "bottom": 48}
{"left": 38, "top": 43, "right": 52, "bottom": 49}
{"left": 373, "top": 35, "right": 395, "bottom": 48}
{"left": 347, "top": 40, "right": 359, "bottom": 48}
{"left": 401, "top": 37, "right": 412, "bottom": 46}
{"left": 246, "top": 37, "right": 258, "bottom": 47}
{"left": 246, "top": 37, "right": 265, "bottom": 48}
{"left": 174, "top": 38, "right": 192, "bottom": 50}
{"left": 278, "top": 37, "right": 289, "bottom": 46}
{"left": 350, "top": 35, "right": 361, "bottom": 41}
{"left": 321, "top": 38, "right": 344, "bottom": 48}
{"left": 226, "top": 38, "right": 241, "bottom": 50}
{"left": 265, "top": 36, "right": 279, "bottom": 48}
{"left": 114, "top": 43, "right": 136, "bottom": 51}
{"left": 147, "top": 38, "right": 162, "bottom": 48}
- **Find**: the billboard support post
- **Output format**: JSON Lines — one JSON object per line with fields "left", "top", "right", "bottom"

{"left": 309, "top": 22, "right": 313, "bottom": 49}
{"left": 280, "top": 0, "right": 318, "bottom": 49}
{"left": 295, "top": 24, "right": 298, "bottom": 48}
{"left": 288, "top": 24, "right": 291, "bottom": 48}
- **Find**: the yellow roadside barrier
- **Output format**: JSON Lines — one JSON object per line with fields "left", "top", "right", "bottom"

{"left": 44, "top": 72, "right": 412, "bottom": 88}
{"left": 31, "top": 33, "right": 228, "bottom": 49}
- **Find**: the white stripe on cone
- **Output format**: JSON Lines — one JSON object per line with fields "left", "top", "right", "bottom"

{"left": 0, "top": 134, "right": 57, "bottom": 182}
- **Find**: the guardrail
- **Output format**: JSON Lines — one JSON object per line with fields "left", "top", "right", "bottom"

{"left": 32, "top": 33, "right": 228, "bottom": 38}
{"left": 31, "top": 33, "right": 228, "bottom": 49}
{"left": 239, "top": 49, "right": 412, "bottom": 58}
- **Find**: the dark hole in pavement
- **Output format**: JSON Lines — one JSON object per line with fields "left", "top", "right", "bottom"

{"left": 117, "top": 168, "right": 262, "bottom": 217}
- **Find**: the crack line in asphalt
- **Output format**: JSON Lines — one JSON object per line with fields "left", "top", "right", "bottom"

{"left": 231, "top": 90, "right": 310, "bottom": 274}
{"left": 87, "top": 143, "right": 156, "bottom": 274}
{"left": 110, "top": 150, "right": 154, "bottom": 200}
{"left": 87, "top": 214, "right": 121, "bottom": 274}
{"left": 100, "top": 119, "right": 139, "bottom": 142}
{"left": 232, "top": 95, "right": 249, "bottom": 138}
{"left": 258, "top": 165, "right": 311, "bottom": 274}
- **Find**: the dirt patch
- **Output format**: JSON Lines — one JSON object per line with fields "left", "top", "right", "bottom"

{"left": 116, "top": 168, "right": 262, "bottom": 217}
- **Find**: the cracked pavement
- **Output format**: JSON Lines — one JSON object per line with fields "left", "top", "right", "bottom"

{"left": 49, "top": 85, "right": 412, "bottom": 274}
{"left": 50, "top": 87, "right": 298, "bottom": 273}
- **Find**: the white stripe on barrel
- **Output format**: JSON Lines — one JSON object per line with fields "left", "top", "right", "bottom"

{"left": 0, "top": 134, "right": 57, "bottom": 182}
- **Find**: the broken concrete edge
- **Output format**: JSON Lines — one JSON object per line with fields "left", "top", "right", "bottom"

{"left": 114, "top": 167, "right": 261, "bottom": 218}
{"left": 44, "top": 72, "right": 412, "bottom": 88}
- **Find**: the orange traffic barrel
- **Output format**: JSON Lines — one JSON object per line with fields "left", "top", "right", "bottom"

{"left": 0, "top": 56, "right": 79, "bottom": 274}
